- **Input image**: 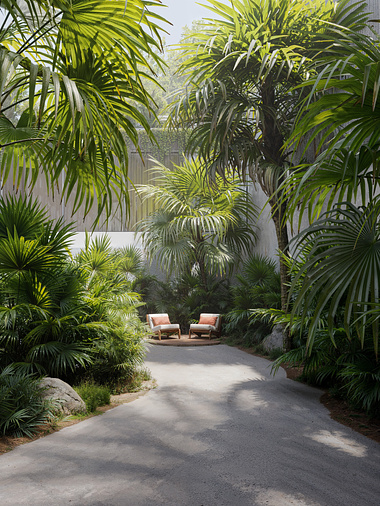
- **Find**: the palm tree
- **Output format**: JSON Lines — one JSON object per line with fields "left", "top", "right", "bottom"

{"left": 0, "top": 0, "right": 166, "bottom": 221}
{"left": 288, "top": 30, "right": 380, "bottom": 159}
{"left": 281, "top": 30, "right": 380, "bottom": 356}
{"left": 168, "top": 0, "right": 368, "bottom": 330}
{"left": 135, "top": 157, "right": 257, "bottom": 289}
{"left": 0, "top": 195, "right": 91, "bottom": 376}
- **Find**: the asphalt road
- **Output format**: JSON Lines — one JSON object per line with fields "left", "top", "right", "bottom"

{"left": 1, "top": 344, "right": 380, "bottom": 505}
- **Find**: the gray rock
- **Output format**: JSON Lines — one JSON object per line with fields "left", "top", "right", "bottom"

{"left": 39, "top": 377, "right": 86, "bottom": 414}
{"left": 262, "top": 324, "right": 284, "bottom": 353}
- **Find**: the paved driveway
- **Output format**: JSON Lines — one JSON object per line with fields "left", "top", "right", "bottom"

{"left": 1, "top": 345, "right": 380, "bottom": 505}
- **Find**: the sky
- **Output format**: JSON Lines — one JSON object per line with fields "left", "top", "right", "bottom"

{"left": 155, "top": 0, "right": 213, "bottom": 46}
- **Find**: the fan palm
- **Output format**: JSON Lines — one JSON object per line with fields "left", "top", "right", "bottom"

{"left": 289, "top": 201, "right": 380, "bottom": 356}
{"left": 0, "top": 0, "right": 166, "bottom": 221}
{"left": 169, "top": 0, "right": 368, "bottom": 319}
{"left": 135, "top": 157, "right": 258, "bottom": 289}
{"left": 279, "top": 27, "right": 380, "bottom": 356}
{"left": 282, "top": 28, "right": 380, "bottom": 225}
{"left": 0, "top": 195, "right": 93, "bottom": 376}
{"left": 288, "top": 30, "right": 380, "bottom": 157}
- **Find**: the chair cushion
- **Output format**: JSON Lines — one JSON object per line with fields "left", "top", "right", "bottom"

{"left": 190, "top": 324, "right": 217, "bottom": 332}
{"left": 151, "top": 315, "right": 171, "bottom": 326}
{"left": 152, "top": 324, "right": 180, "bottom": 331}
{"left": 199, "top": 315, "right": 217, "bottom": 326}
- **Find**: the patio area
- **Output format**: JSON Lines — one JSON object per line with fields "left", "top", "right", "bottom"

{"left": 146, "top": 334, "right": 221, "bottom": 346}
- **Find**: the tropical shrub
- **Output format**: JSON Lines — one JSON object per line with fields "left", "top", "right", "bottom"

{"left": 272, "top": 329, "right": 380, "bottom": 416}
{"left": 0, "top": 367, "right": 57, "bottom": 437}
{"left": 257, "top": 249, "right": 380, "bottom": 415}
{"left": 0, "top": 195, "right": 91, "bottom": 377}
{"left": 226, "top": 255, "right": 281, "bottom": 346}
{"left": 74, "top": 381, "right": 111, "bottom": 413}
{"left": 73, "top": 234, "right": 149, "bottom": 389}
{"left": 288, "top": 201, "right": 380, "bottom": 355}
{"left": 0, "top": 197, "right": 149, "bottom": 389}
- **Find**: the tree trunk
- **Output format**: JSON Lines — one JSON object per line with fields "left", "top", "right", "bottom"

{"left": 271, "top": 198, "right": 292, "bottom": 352}
{"left": 261, "top": 79, "right": 292, "bottom": 351}
{"left": 194, "top": 228, "right": 208, "bottom": 291}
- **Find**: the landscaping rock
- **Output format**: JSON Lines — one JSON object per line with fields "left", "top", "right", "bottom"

{"left": 39, "top": 377, "right": 86, "bottom": 414}
{"left": 262, "top": 324, "right": 284, "bottom": 353}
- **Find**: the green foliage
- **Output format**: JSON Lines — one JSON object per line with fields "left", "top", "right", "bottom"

{"left": 226, "top": 255, "right": 281, "bottom": 346}
{"left": 0, "top": 367, "right": 56, "bottom": 437}
{"left": 168, "top": 0, "right": 369, "bottom": 183}
{"left": 279, "top": 22, "right": 380, "bottom": 364}
{"left": 136, "top": 157, "right": 257, "bottom": 286}
{"left": 289, "top": 201, "right": 380, "bottom": 356}
{"left": 339, "top": 358, "right": 380, "bottom": 416}
{"left": 289, "top": 30, "right": 380, "bottom": 158}
{"left": 73, "top": 233, "right": 149, "bottom": 389}
{"left": 263, "top": 254, "right": 380, "bottom": 415}
{"left": 152, "top": 271, "right": 232, "bottom": 332}
{"left": 0, "top": 195, "right": 92, "bottom": 377}
{"left": 272, "top": 330, "right": 380, "bottom": 415}
{"left": 74, "top": 381, "right": 110, "bottom": 413}
{"left": 0, "top": 0, "right": 167, "bottom": 222}
{"left": 0, "top": 196, "right": 149, "bottom": 389}
{"left": 116, "top": 367, "right": 153, "bottom": 394}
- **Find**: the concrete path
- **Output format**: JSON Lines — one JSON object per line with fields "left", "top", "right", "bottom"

{"left": 1, "top": 345, "right": 380, "bottom": 505}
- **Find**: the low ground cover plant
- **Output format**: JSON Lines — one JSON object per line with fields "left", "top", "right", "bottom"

{"left": 74, "top": 382, "right": 111, "bottom": 413}
{"left": 0, "top": 367, "right": 57, "bottom": 437}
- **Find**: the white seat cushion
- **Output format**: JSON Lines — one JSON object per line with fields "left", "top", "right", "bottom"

{"left": 152, "top": 324, "right": 180, "bottom": 332}
{"left": 190, "top": 324, "right": 217, "bottom": 332}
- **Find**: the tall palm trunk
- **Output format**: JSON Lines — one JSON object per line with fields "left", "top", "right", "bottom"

{"left": 261, "top": 80, "right": 291, "bottom": 351}
{"left": 194, "top": 228, "right": 208, "bottom": 290}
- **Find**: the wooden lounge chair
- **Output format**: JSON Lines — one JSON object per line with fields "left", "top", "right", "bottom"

{"left": 146, "top": 313, "right": 181, "bottom": 341}
{"left": 189, "top": 313, "right": 222, "bottom": 340}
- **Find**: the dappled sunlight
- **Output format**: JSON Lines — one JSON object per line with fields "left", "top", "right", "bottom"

{"left": 306, "top": 430, "right": 367, "bottom": 457}
{"left": 255, "top": 488, "right": 320, "bottom": 506}
{"left": 146, "top": 350, "right": 272, "bottom": 393}
{"left": 135, "top": 390, "right": 227, "bottom": 445}
{"left": 233, "top": 388, "right": 269, "bottom": 412}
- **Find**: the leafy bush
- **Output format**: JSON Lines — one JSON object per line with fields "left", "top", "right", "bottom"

{"left": 73, "top": 234, "right": 149, "bottom": 388}
{"left": 74, "top": 381, "right": 110, "bottom": 413}
{"left": 0, "top": 195, "right": 92, "bottom": 377}
{"left": 226, "top": 255, "right": 281, "bottom": 345}
{"left": 271, "top": 325, "right": 380, "bottom": 415}
{"left": 0, "top": 367, "right": 56, "bottom": 437}
{"left": 113, "top": 367, "right": 153, "bottom": 394}
{"left": 0, "top": 197, "right": 149, "bottom": 390}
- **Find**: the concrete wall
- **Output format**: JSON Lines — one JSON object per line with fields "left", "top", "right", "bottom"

{"left": 363, "top": 0, "right": 380, "bottom": 36}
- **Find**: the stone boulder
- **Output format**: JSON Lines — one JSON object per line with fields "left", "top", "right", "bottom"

{"left": 262, "top": 324, "right": 284, "bottom": 353}
{"left": 39, "top": 377, "right": 86, "bottom": 414}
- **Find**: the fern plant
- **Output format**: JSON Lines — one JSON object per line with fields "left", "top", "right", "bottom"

{"left": 0, "top": 367, "right": 57, "bottom": 437}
